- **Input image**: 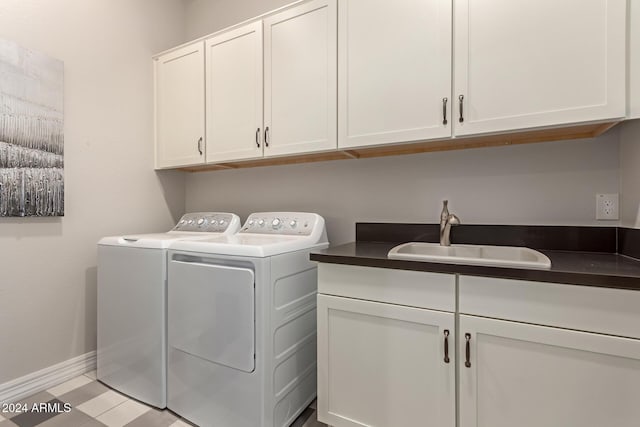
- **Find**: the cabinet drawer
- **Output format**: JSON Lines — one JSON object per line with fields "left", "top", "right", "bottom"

{"left": 459, "top": 275, "right": 640, "bottom": 339}
{"left": 318, "top": 264, "right": 455, "bottom": 312}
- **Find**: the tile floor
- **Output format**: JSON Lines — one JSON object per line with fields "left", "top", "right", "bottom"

{"left": 0, "top": 371, "right": 326, "bottom": 427}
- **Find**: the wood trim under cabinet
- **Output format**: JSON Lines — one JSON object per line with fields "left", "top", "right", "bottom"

{"left": 180, "top": 121, "right": 620, "bottom": 172}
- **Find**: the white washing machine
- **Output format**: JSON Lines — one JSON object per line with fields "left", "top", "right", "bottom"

{"left": 167, "top": 212, "right": 328, "bottom": 427}
{"left": 97, "top": 212, "right": 241, "bottom": 409}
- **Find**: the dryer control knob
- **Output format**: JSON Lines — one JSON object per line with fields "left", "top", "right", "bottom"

{"left": 188, "top": 219, "right": 194, "bottom": 225}
{"left": 258, "top": 219, "right": 265, "bottom": 227}
{"left": 289, "top": 220, "right": 297, "bottom": 228}
{"left": 248, "top": 220, "right": 255, "bottom": 226}
{"left": 219, "top": 219, "right": 226, "bottom": 226}
{"left": 197, "top": 218, "right": 205, "bottom": 226}
{"left": 272, "top": 218, "right": 282, "bottom": 229}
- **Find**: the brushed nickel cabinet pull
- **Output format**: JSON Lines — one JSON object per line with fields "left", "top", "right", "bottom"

{"left": 256, "top": 128, "right": 261, "bottom": 148}
{"left": 442, "top": 98, "right": 448, "bottom": 125}
{"left": 444, "top": 329, "right": 450, "bottom": 364}
{"left": 265, "top": 126, "right": 270, "bottom": 147}
{"left": 465, "top": 333, "right": 471, "bottom": 368}
{"left": 197, "top": 137, "right": 203, "bottom": 155}
{"left": 458, "top": 94, "right": 464, "bottom": 123}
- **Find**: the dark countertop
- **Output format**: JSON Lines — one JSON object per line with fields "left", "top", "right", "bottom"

{"left": 310, "top": 242, "right": 640, "bottom": 291}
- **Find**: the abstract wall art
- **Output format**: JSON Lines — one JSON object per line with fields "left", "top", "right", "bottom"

{"left": 0, "top": 39, "right": 64, "bottom": 217}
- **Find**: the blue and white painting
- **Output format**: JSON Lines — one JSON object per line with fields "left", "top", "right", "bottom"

{"left": 0, "top": 39, "right": 64, "bottom": 216}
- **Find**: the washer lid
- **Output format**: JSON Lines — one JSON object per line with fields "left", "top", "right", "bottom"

{"left": 98, "top": 212, "right": 241, "bottom": 249}
{"left": 98, "top": 232, "right": 228, "bottom": 249}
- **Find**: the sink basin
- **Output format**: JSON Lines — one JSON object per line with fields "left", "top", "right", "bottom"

{"left": 388, "top": 242, "right": 551, "bottom": 269}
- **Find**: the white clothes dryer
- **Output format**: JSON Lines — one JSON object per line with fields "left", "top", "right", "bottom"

{"left": 97, "top": 212, "right": 241, "bottom": 408}
{"left": 167, "top": 212, "right": 328, "bottom": 427}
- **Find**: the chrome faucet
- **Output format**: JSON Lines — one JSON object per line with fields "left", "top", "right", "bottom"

{"left": 440, "top": 200, "right": 460, "bottom": 246}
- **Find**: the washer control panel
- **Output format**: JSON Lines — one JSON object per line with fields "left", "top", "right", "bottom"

{"left": 241, "top": 212, "right": 319, "bottom": 236}
{"left": 172, "top": 212, "right": 236, "bottom": 233}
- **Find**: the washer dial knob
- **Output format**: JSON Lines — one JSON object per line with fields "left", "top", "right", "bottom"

{"left": 219, "top": 219, "right": 226, "bottom": 226}
{"left": 289, "top": 220, "right": 297, "bottom": 228}
{"left": 272, "top": 218, "right": 282, "bottom": 229}
{"left": 197, "top": 218, "right": 205, "bottom": 226}
{"left": 258, "top": 219, "right": 265, "bottom": 227}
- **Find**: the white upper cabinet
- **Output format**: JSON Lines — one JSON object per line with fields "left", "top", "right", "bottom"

{"left": 263, "top": 0, "right": 337, "bottom": 157}
{"left": 153, "top": 0, "right": 633, "bottom": 169}
{"left": 338, "top": 0, "right": 452, "bottom": 149}
{"left": 630, "top": 0, "right": 640, "bottom": 119}
{"left": 453, "top": 0, "right": 627, "bottom": 136}
{"left": 155, "top": 42, "right": 205, "bottom": 169}
{"left": 205, "top": 22, "right": 264, "bottom": 163}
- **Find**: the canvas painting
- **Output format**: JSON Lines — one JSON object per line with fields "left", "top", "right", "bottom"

{"left": 0, "top": 39, "right": 64, "bottom": 216}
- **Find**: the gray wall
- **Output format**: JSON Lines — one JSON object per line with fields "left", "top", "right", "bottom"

{"left": 185, "top": 134, "right": 620, "bottom": 245}
{"left": 620, "top": 120, "right": 640, "bottom": 228}
{"left": 182, "top": 0, "right": 624, "bottom": 245}
{"left": 0, "top": 0, "right": 186, "bottom": 383}
{"left": 184, "top": 0, "right": 295, "bottom": 39}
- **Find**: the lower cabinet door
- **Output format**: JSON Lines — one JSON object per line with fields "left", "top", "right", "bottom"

{"left": 317, "top": 294, "right": 455, "bottom": 427}
{"left": 459, "top": 315, "right": 640, "bottom": 427}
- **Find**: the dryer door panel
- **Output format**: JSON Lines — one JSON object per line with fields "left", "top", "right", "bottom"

{"left": 169, "top": 260, "right": 255, "bottom": 373}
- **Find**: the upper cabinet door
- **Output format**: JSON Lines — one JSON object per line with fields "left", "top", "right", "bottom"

{"left": 155, "top": 42, "right": 205, "bottom": 169}
{"left": 338, "top": 0, "right": 452, "bottom": 149}
{"left": 453, "top": 0, "right": 626, "bottom": 137}
{"left": 630, "top": 0, "right": 640, "bottom": 119}
{"left": 206, "top": 22, "right": 264, "bottom": 163}
{"left": 263, "top": 0, "right": 337, "bottom": 157}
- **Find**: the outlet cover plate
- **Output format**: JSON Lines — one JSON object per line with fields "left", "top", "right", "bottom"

{"left": 596, "top": 193, "right": 619, "bottom": 220}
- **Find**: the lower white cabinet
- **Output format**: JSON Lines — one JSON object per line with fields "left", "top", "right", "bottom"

{"left": 317, "top": 266, "right": 640, "bottom": 427}
{"left": 317, "top": 294, "right": 455, "bottom": 427}
{"left": 459, "top": 314, "right": 640, "bottom": 427}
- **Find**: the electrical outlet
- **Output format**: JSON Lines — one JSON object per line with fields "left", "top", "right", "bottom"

{"left": 596, "top": 193, "right": 619, "bottom": 220}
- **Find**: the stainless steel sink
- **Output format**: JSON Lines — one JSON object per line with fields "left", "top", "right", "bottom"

{"left": 388, "top": 242, "right": 551, "bottom": 269}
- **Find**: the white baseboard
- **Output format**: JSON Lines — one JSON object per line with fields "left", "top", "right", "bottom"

{"left": 0, "top": 351, "right": 96, "bottom": 404}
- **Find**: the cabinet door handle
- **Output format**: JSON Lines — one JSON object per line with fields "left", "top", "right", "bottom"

{"left": 197, "top": 137, "right": 203, "bottom": 155}
{"left": 458, "top": 94, "right": 464, "bottom": 123}
{"left": 465, "top": 333, "right": 471, "bottom": 368}
{"left": 443, "top": 329, "right": 450, "bottom": 363}
{"left": 265, "top": 126, "right": 270, "bottom": 147}
{"left": 256, "top": 128, "right": 261, "bottom": 148}
{"left": 442, "top": 98, "right": 448, "bottom": 125}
